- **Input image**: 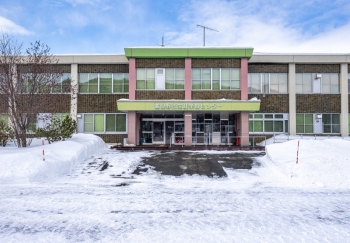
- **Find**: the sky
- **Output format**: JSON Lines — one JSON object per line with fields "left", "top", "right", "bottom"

{"left": 1, "top": 0, "right": 350, "bottom": 54}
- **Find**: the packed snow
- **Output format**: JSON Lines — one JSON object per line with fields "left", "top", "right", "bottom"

{"left": 0, "top": 134, "right": 349, "bottom": 242}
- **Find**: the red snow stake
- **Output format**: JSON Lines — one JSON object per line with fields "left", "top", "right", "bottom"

{"left": 42, "top": 139, "right": 45, "bottom": 161}
{"left": 296, "top": 140, "right": 299, "bottom": 164}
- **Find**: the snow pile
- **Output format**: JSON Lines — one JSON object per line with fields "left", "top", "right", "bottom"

{"left": 0, "top": 134, "right": 107, "bottom": 184}
{"left": 263, "top": 139, "right": 350, "bottom": 188}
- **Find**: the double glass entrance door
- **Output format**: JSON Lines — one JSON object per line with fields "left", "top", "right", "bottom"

{"left": 152, "top": 122, "right": 164, "bottom": 143}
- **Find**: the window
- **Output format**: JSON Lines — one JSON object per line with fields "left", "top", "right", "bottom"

{"left": 53, "top": 73, "right": 71, "bottom": 93}
{"left": 296, "top": 73, "right": 339, "bottom": 94}
{"left": 322, "top": 114, "right": 340, "bottom": 133}
{"left": 249, "top": 113, "right": 288, "bottom": 133}
{"left": 83, "top": 113, "right": 127, "bottom": 133}
{"left": 296, "top": 114, "right": 313, "bottom": 133}
{"left": 136, "top": 69, "right": 155, "bottom": 89}
{"left": 248, "top": 73, "right": 288, "bottom": 94}
{"left": 79, "top": 73, "right": 129, "bottom": 93}
{"left": 165, "top": 69, "right": 184, "bottom": 89}
{"left": 192, "top": 68, "right": 240, "bottom": 90}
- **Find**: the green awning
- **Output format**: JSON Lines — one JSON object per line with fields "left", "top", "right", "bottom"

{"left": 117, "top": 99, "right": 260, "bottom": 112}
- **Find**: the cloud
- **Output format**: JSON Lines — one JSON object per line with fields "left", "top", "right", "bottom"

{"left": 65, "top": 0, "right": 102, "bottom": 7}
{"left": 165, "top": 0, "right": 350, "bottom": 53}
{"left": 0, "top": 16, "right": 33, "bottom": 35}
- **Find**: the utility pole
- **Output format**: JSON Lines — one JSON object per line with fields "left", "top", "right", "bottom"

{"left": 197, "top": 24, "right": 218, "bottom": 46}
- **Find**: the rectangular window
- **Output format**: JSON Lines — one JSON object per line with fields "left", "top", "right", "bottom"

{"left": 248, "top": 73, "right": 288, "bottom": 94}
{"left": 323, "top": 114, "right": 340, "bottom": 133}
{"left": 165, "top": 69, "right": 184, "bottom": 90}
{"left": 296, "top": 73, "right": 339, "bottom": 94}
{"left": 192, "top": 68, "right": 240, "bottom": 90}
{"left": 136, "top": 68, "right": 157, "bottom": 90}
{"left": 296, "top": 114, "right": 313, "bottom": 133}
{"left": 52, "top": 73, "right": 71, "bottom": 93}
{"left": 249, "top": 113, "right": 288, "bottom": 134}
{"left": 79, "top": 73, "right": 129, "bottom": 93}
{"left": 83, "top": 113, "right": 127, "bottom": 133}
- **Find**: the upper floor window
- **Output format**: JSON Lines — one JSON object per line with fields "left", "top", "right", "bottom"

{"left": 20, "top": 73, "right": 71, "bottom": 94}
{"left": 296, "top": 73, "right": 339, "bottom": 94}
{"left": 136, "top": 68, "right": 184, "bottom": 90}
{"left": 192, "top": 68, "right": 240, "bottom": 90}
{"left": 79, "top": 73, "right": 129, "bottom": 93}
{"left": 248, "top": 73, "right": 288, "bottom": 94}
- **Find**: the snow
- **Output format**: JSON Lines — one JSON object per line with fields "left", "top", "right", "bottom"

{"left": 0, "top": 134, "right": 350, "bottom": 242}
{"left": 0, "top": 134, "right": 107, "bottom": 184}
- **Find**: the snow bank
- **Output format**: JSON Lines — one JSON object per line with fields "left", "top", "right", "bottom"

{"left": 0, "top": 134, "right": 107, "bottom": 184}
{"left": 263, "top": 139, "right": 350, "bottom": 188}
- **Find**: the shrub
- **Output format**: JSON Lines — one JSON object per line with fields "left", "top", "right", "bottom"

{"left": 35, "top": 115, "right": 77, "bottom": 144}
{"left": 0, "top": 120, "right": 14, "bottom": 147}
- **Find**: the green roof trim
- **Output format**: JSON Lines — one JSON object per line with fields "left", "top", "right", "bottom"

{"left": 124, "top": 47, "right": 254, "bottom": 59}
{"left": 117, "top": 99, "right": 260, "bottom": 112}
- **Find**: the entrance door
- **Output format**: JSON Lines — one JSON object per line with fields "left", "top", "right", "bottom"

{"left": 153, "top": 122, "right": 164, "bottom": 143}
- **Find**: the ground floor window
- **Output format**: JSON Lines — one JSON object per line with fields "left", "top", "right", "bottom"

{"left": 83, "top": 113, "right": 127, "bottom": 133}
{"left": 296, "top": 113, "right": 340, "bottom": 134}
{"left": 249, "top": 113, "right": 288, "bottom": 134}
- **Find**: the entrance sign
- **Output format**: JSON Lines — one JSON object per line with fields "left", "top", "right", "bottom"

{"left": 117, "top": 99, "right": 260, "bottom": 111}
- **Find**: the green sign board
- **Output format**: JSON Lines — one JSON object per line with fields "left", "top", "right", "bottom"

{"left": 117, "top": 100, "right": 260, "bottom": 112}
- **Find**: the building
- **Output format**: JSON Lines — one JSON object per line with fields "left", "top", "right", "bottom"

{"left": 2, "top": 47, "right": 349, "bottom": 145}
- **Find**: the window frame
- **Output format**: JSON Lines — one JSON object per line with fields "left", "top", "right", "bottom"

{"left": 248, "top": 73, "right": 288, "bottom": 94}
{"left": 192, "top": 68, "right": 240, "bottom": 90}
{"left": 296, "top": 73, "right": 339, "bottom": 94}
{"left": 79, "top": 73, "right": 129, "bottom": 94}
{"left": 83, "top": 113, "right": 128, "bottom": 134}
{"left": 249, "top": 113, "right": 289, "bottom": 134}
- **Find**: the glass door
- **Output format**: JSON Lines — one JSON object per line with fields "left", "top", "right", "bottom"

{"left": 153, "top": 122, "right": 164, "bottom": 144}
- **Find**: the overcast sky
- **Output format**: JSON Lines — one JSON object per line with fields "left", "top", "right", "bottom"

{"left": 1, "top": 0, "right": 350, "bottom": 54}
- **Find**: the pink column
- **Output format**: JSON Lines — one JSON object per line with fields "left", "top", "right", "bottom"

{"left": 240, "top": 58, "right": 248, "bottom": 100}
{"left": 240, "top": 58, "right": 249, "bottom": 146}
{"left": 129, "top": 58, "right": 136, "bottom": 100}
{"left": 185, "top": 58, "right": 192, "bottom": 100}
{"left": 128, "top": 111, "right": 137, "bottom": 145}
{"left": 184, "top": 111, "right": 192, "bottom": 146}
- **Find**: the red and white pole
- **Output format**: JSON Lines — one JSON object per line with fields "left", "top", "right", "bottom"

{"left": 42, "top": 139, "right": 45, "bottom": 161}
{"left": 296, "top": 140, "right": 299, "bottom": 164}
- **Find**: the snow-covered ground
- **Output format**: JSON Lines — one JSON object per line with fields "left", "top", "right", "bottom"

{"left": 0, "top": 135, "right": 350, "bottom": 242}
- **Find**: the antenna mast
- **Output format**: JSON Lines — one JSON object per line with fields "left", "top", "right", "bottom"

{"left": 158, "top": 36, "right": 169, "bottom": 47}
{"left": 197, "top": 24, "right": 219, "bottom": 46}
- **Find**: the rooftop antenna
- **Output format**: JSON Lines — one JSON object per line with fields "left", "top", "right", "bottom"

{"left": 158, "top": 36, "right": 169, "bottom": 47}
{"left": 197, "top": 24, "right": 218, "bottom": 47}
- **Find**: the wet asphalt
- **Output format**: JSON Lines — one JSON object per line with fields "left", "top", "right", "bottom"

{"left": 133, "top": 151, "right": 265, "bottom": 177}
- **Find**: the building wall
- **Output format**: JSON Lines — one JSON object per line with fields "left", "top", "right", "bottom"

{"left": 296, "top": 64, "right": 340, "bottom": 73}
{"left": 36, "top": 94, "right": 71, "bottom": 113}
{"left": 78, "top": 64, "right": 128, "bottom": 73}
{"left": 135, "top": 58, "right": 185, "bottom": 68}
{"left": 192, "top": 58, "right": 241, "bottom": 68}
{"left": 192, "top": 90, "right": 241, "bottom": 100}
{"left": 296, "top": 94, "right": 341, "bottom": 113}
{"left": 0, "top": 95, "right": 8, "bottom": 113}
{"left": 248, "top": 94, "right": 289, "bottom": 113}
{"left": 18, "top": 64, "right": 71, "bottom": 73}
{"left": 95, "top": 134, "right": 128, "bottom": 143}
{"left": 135, "top": 90, "right": 185, "bottom": 100}
{"left": 248, "top": 64, "right": 288, "bottom": 73}
{"left": 78, "top": 94, "right": 128, "bottom": 113}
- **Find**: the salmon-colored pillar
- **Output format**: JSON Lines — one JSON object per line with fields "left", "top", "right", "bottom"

{"left": 184, "top": 111, "right": 192, "bottom": 146}
{"left": 240, "top": 58, "right": 249, "bottom": 146}
{"left": 127, "top": 58, "right": 137, "bottom": 144}
{"left": 185, "top": 58, "right": 192, "bottom": 100}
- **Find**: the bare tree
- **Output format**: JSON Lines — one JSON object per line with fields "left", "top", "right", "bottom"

{"left": 0, "top": 34, "right": 72, "bottom": 147}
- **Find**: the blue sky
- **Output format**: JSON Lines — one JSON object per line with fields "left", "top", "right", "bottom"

{"left": 1, "top": 0, "right": 350, "bottom": 54}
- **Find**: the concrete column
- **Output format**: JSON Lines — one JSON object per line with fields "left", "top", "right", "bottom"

{"left": 185, "top": 58, "right": 192, "bottom": 100}
{"left": 127, "top": 111, "right": 137, "bottom": 145}
{"left": 70, "top": 64, "right": 78, "bottom": 121}
{"left": 340, "top": 63, "right": 349, "bottom": 136}
{"left": 240, "top": 58, "right": 248, "bottom": 100}
{"left": 184, "top": 111, "right": 192, "bottom": 146}
{"left": 288, "top": 63, "right": 296, "bottom": 135}
{"left": 129, "top": 58, "right": 136, "bottom": 100}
